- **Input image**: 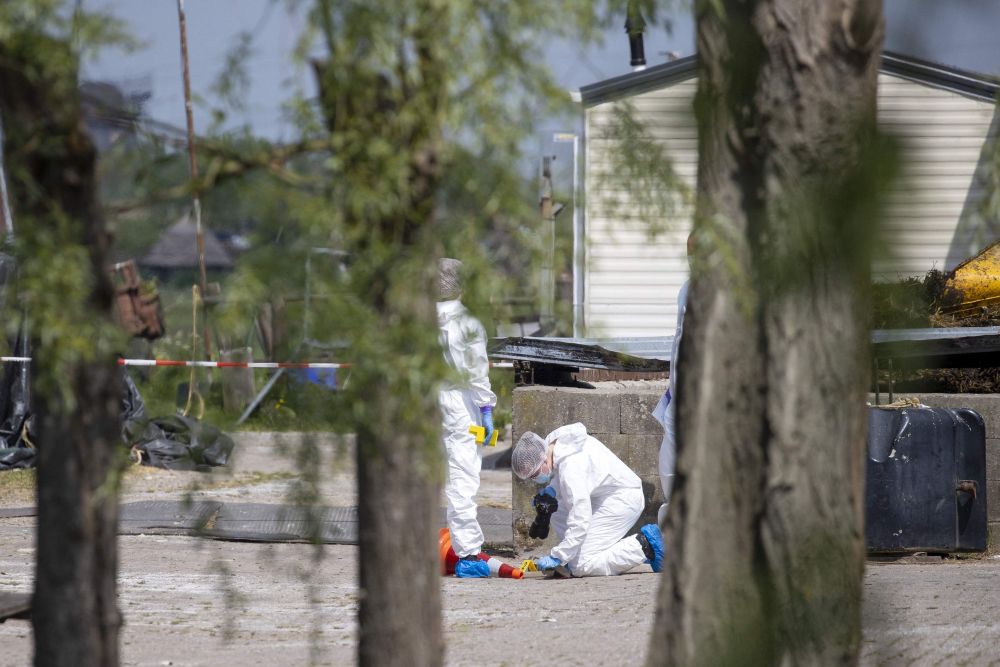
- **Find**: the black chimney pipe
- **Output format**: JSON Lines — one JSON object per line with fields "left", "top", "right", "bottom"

{"left": 625, "top": 0, "right": 646, "bottom": 68}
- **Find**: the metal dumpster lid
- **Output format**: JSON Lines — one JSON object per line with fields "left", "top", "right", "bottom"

{"left": 488, "top": 336, "right": 672, "bottom": 372}
{"left": 491, "top": 328, "right": 1000, "bottom": 372}
{"left": 872, "top": 326, "right": 1000, "bottom": 368}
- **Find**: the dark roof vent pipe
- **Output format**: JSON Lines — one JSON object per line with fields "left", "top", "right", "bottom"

{"left": 625, "top": 1, "right": 647, "bottom": 71}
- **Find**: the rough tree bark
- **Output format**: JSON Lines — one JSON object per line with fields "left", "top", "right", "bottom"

{"left": 649, "top": 1, "right": 885, "bottom": 665}
{"left": 0, "top": 32, "right": 123, "bottom": 667}
{"left": 312, "top": 2, "right": 447, "bottom": 665}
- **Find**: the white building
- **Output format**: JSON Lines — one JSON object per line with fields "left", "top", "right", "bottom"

{"left": 579, "top": 53, "right": 1000, "bottom": 338}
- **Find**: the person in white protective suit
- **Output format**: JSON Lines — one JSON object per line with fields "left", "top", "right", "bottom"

{"left": 651, "top": 233, "right": 692, "bottom": 526}
{"left": 512, "top": 423, "right": 665, "bottom": 576}
{"left": 437, "top": 258, "right": 497, "bottom": 579}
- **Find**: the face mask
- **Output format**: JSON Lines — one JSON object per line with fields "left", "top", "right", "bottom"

{"left": 533, "top": 470, "right": 552, "bottom": 485}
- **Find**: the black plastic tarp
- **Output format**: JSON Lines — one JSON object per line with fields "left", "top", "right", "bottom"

{"left": 1, "top": 365, "right": 233, "bottom": 473}
{"left": 122, "top": 372, "right": 234, "bottom": 471}
{"left": 0, "top": 251, "right": 35, "bottom": 471}
{"left": 0, "top": 319, "right": 33, "bottom": 471}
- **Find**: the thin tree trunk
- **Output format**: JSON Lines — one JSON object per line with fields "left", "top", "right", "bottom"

{"left": 312, "top": 1, "right": 447, "bottom": 663}
{"left": 34, "top": 365, "right": 122, "bottom": 667}
{"left": 351, "top": 136, "right": 444, "bottom": 667}
{"left": 355, "top": 357, "right": 443, "bottom": 666}
{"left": 649, "top": 1, "right": 885, "bottom": 664}
{"left": 348, "top": 190, "right": 445, "bottom": 665}
{"left": 0, "top": 32, "right": 122, "bottom": 667}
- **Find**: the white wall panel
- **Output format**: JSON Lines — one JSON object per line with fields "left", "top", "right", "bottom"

{"left": 583, "top": 70, "right": 998, "bottom": 337}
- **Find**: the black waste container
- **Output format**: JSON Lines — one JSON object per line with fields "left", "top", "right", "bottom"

{"left": 866, "top": 406, "right": 988, "bottom": 553}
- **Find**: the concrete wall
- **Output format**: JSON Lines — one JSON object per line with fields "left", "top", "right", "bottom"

{"left": 511, "top": 381, "right": 667, "bottom": 554}
{"left": 872, "top": 393, "right": 1000, "bottom": 543}
{"left": 512, "top": 384, "right": 1000, "bottom": 554}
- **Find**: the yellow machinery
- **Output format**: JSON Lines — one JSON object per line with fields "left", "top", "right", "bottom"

{"left": 941, "top": 240, "right": 1000, "bottom": 316}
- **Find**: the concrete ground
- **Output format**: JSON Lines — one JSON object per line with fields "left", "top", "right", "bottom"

{"left": 1, "top": 433, "right": 1000, "bottom": 666}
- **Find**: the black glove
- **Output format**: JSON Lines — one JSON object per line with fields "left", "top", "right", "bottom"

{"left": 528, "top": 488, "right": 558, "bottom": 540}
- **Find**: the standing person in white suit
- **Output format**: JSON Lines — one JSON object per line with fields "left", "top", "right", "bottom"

{"left": 652, "top": 233, "right": 693, "bottom": 526}
{"left": 437, "top": 258, "right": 496, "bottom": 578}
{"left": 512, "top": 423, "right": 664, "bottom": 576}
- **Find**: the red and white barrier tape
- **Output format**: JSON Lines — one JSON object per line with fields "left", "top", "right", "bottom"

{"left": 0, "top": 356, "right": 515, "bottom": 369}
{"left": 0, "top": 356, "right": 346, "bottom": 368}
{"left": 118, "top": 359, "right": 349, "bottom": 369}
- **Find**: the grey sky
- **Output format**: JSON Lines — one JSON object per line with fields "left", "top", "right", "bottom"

{"left": 85, "top": 0, "right": 308, "bottom": 140}
{"left": 83, "top": 1, "right": 1000, "bottom": 141}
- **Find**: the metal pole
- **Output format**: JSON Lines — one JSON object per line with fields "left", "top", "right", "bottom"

{"left": 888, "top": 357, "right": 894, "bottom": 403}
{"left": 0, "top": 114, "right": 14, "bottom": 238}
{"left": 553, "top": 131, "right": 582, "bottom": 336}
{"left": 571, "top": 133, "right": 582, "bottom": 337}
{"left": 176, "top": 0, "right": 211, "bottom": 358}
{"left": 539, "top": 155, "right": 555, "bottom": 333}
{"left": 873, "top": 357, "right": 880, "bottom": 405}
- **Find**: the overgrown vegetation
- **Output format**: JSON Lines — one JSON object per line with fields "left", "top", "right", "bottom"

{"left": 871, "top": 271, "right": 947, "bottom": 329}
{"left": 872, "top": 267, "right": 1000, "bottom": 392}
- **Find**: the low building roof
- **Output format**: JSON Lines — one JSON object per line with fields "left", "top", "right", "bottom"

{"left": 141, "top": 213, "right": 234, "bottom": 269}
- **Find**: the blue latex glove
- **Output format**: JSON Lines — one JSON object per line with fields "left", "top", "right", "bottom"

{"left": 534, "top": 555, "right": 561, "bottom": 571}
{"left": 540, "top": 485, "right": 556, "bottom": 499}
{"left": 480, "top": 406, "right": 495, "bottom": 445}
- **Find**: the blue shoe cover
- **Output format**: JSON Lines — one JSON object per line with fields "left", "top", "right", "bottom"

{"left": 639, "top": 524, "right": 665, "bottom": 573}
{"left": 454, "top": 558, "right": 490, "bottom": 578}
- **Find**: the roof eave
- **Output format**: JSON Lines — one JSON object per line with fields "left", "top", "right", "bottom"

{"left": 580, "top": 56, "right": 697, "bottom": 107}
{"left": 580, "top": 51, "right": 1000, "bottom": 107}
{"left": 880, "top": 52, "right": 999, "bottom": 103}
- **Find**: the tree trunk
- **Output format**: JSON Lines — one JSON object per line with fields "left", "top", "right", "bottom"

{"left": 311, "top": 2, "right": 447, "bottom": 664}
{"left": 649, "top": 1, "right": 885, "bottom": 665}
{"left": 349, "top": 132, "right": 444, "bottom": 667}
{"left": 355, "top": 344, "right": 443, "bottom": 667}
{"left": 33, "top": 366, "right": 122, "bottom": 667}
{"left": 0, "top": 32, "right": 122, "bottom": 667}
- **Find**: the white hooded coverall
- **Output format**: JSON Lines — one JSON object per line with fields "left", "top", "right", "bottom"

{"left": 652, "top": 280, "right": 687, "bottom": 526}
{"left": 438, "top": 299, "right": 496, "bottom": 557}
{"left": 546, "top": 423, "right": 647, "bottom": 576}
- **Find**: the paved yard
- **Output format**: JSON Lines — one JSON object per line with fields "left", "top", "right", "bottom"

{"left": 1, "top": 433, "right": 999, "bottom": 666}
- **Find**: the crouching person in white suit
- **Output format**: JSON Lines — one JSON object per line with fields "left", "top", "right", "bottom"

{"left": 512, "top": 423, "right": 664, "bottom": 576}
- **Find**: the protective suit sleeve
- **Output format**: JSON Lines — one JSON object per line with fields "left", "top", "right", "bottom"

{"left": 675, "top": 280, "right": 688, "bottom": 333}
{"left": 669, "top": 281, "right": 688, "bottom": 393}
{"left": 462, "top": 318, "right": 497, "bottom": 408}
{"left": 550, "top": 467, "right": 593, "bottom": 564}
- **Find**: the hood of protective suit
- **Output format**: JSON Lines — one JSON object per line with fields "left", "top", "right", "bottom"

{"left": 546, "top": 422, "right": 588, "bottom": 464}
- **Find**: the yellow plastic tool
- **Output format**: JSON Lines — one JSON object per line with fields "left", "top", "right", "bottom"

{"left": 520, "top": 559, "right": 538, "bottom": 573}
{"left": 468, "top": 425, "right": 499, "bottom": 447}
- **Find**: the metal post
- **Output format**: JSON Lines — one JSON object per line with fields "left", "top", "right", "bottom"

{"left": 888, "top": 357, "right": 894, "bottom": 404}
{"left": 553, "top": 132, "right": 582, "bottom": 337}
{"left": 873, "top": 357, "right": 880, "bottom": 405}
{"left": 176, "top": 0, "right": 211, "bottom": 358}
{"left": 539, "top": 155, "right": 555, "bottom": 333}
{"left": 571, "top": 134, "right": 582, "bottom": 337}
{"left": 0, "top": 114, "right": 13, "bottom": 238}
